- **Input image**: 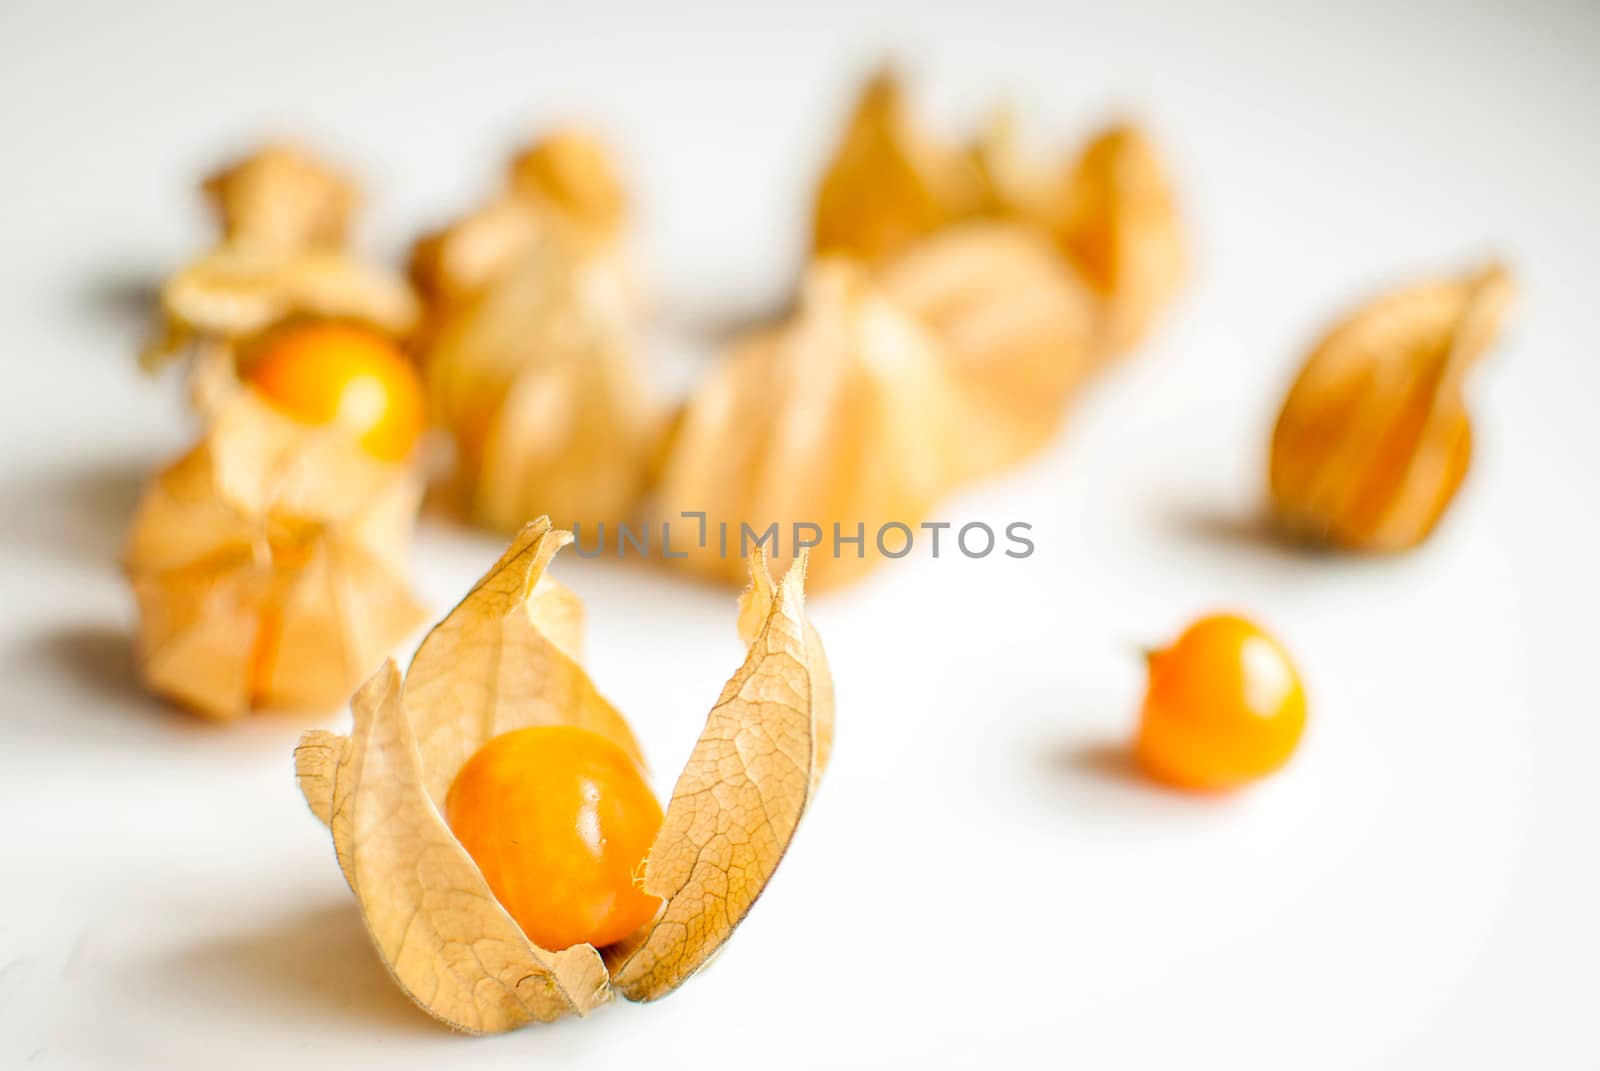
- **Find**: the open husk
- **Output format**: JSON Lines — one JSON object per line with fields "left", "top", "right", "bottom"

{"left": 124, "top": 392, "right": 425, "bottom": 718}
{"left": 654, "top": 259, "right": 964, "bottom": 590}
{"left": 416, "top": 133, "right": 658, "bottom": 532}
{"left": 141, "top": 144, "right": 419, "bottom": 395}
{"left": 295, "top": 520, "right": 833, "bottom": 1031}
{"left": 1269, "top": 262, "right": 1514, "bottom": 552}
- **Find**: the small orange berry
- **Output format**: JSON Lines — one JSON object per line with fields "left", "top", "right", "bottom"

{"left": 445, "top": 726, "right": 663, "bottom": 952}
{"left": 245, "top": 322, "right": 424, "bottom": 461}
{"left": 1135, "top": 613, "right": 1306, "bottom": 791}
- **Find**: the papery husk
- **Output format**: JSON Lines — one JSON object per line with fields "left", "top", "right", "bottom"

{"left": 424, "top": 226, "right": 658, "bottom": 532}
{"left": 1040, "top": 124, "right": 1185, "bottom": 356}
{"left": 295, "top": 522, "right": 833, "bottom": 1030}
{"left": 409, "top": 130, "right": 639, "bottom": 340}
{"left": 811, "top": 73, "right": 1185, "bottom": 357}
{"left": 654, "top": 259, "right": 964, "bottom": 590}
{"left": 203, "top": 144, "right": 357, "bottom": 253}
{"left": 812, "top": 68, "right": 985, "bottom": 260}
{"left": 609, "top": 547, "right": 832, "bottom": 1000}
{"left": 142, "top": 145, "right": 419, "bottom": 376}
{"left": 414, "top": 131, "right": 656, "bottom": 532}
{"left": 877, "top": 220, "right": 1099, "bottom": 482}
{"left": 124, "top": 393, "right": 425, "bottom": 718}
{"left": 1269, "top": 262, "right": 1514, "bottom": 552}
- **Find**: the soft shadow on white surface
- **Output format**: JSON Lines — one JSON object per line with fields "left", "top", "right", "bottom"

{"left": 81, "top": 268, "right": 163, "bottom": 334}
{"left": 0, "top": 457, "right": 151, "bottom": 567}
{"left": 1042, "top": 738, "right": 1241, "bottom": 817}
{"left": 10, "top": 623, "right": 202, "bottom": 742}
{"left": 132, "top": 903, "right": 439, "bottom": 1038}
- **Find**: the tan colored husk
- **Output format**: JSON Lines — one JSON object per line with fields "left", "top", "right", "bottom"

{"left": 424, "top": 224, "right": 658, "bottom": 532}
{"left": 295, "top": 521, "right": 832, "bottom": 1031}
{"left": 409, "top": 130, "right": 639, "bottom": 339}
{"left": 203, "top": 144, "right": 357, "bottom": 253}
{"left": 811, "top": 73, "right": 1184, "bottom": 358}
{"left": 812, "top": 68, "right": 985, "bottom": 260}
{"left": 654, "top": 258, "right": 964, "bottom": 590}
{"left": 414, "top": 132, "right": 656, "bottom": 532}
{"left": 124, "top": 392, "right": 425, "bottom": 718}
{"left": 1268, "top": 262, "right": 1514, "bottom": 552}
{"left": 142, "top": 145, "right": 419, "bottom": 377}
{"left": 877, "top": 220, "right": 1100, "bottom": 482}
{"left": 1040, "top": 124, "right": 1185, "bottom": 356}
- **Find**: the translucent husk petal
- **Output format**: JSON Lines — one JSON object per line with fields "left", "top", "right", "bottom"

{"left": 324, "top": 662, "right": 612, "bottom": 1033}
{"left": 811, "top": 74, "right": 1184, "bottom": 360}
{"left": 812, "top": 68, "right": 985, "bottom": 261}
{"left": 1268, "top": 262, "right": 1514, "bottom": 552}
{"left": 1044, "top": 124, "right": 1185, "bottom": 355}
{"left": 611, "top": 549, "right": 832, "bottom": 1001}
{"left": 417, "top": 136, "right": 656, "bottom": 532}
{"left": 401, "top": 519, "right": 645, "bottom": 808}
{"left": 295, "top": 524, "right": 833, "bottom": 1029}
{"left": 142, "top": 145, "right": 419, "bottom": 375}
{"left": 877, "top": 220, "right": 1099, "bottom": 482}
{"left": 654, "top": 259, "right": 964, "bottom": 589}
{"left": 124, "top": 393, "right": 425, "bottom": 718}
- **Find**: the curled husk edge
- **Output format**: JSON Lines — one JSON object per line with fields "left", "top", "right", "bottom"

{"left": 295, "top": 519, "right": 833, "bottom": 1031}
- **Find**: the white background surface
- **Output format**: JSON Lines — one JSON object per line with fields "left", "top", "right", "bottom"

{"left": 2, "top": 1, "right": 1597, "bottom": 1067}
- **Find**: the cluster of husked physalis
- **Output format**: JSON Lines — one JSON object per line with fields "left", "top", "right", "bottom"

{"left": 123, "top": 67, "right": 1190, "bottom": 715}
{"left": 294, "top": 520, "right": 833, "bottom": 1030}
{"left": 126, "top": 147, "right": 430, "bottom": 717}
{"left": 665, "top": 71, "right": 1187, "bottom": 588}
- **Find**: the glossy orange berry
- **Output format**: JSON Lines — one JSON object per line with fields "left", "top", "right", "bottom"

{"left": 444, "top": 725, "right": 663, "bottom": 952}
{"left": 1135, "top": 613, "right": 1306, "bottom": 791}
{"left": 245, "top": 322, "right": 424, "bottom": 461}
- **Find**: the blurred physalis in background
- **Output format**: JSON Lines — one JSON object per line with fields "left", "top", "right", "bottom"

{"left": 123, "top": 392, "right": 425, "bottom": 719}
{"left": 655, "top": 260, "right": 963, "bottom": 590}
{"left": 813, "top": 67, "right": 1185, "bottom": 356}
{"left": 1269, "top": 262, "right": 1514, "bottom": 553}
{"left": 141, "top": 145, "right": 419, "bottom": 415}
{"left": 413, "top": 131, "right": 661, "bottom": 534}
{"left": 648, "top": 68, "right": 1187, "bottom": 588}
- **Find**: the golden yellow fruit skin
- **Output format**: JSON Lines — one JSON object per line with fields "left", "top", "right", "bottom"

{"left": 246, "top": 321, "right": 424, "bottom": 462}
{"left": 445, "top": 725, "right": 663, "bottom": 953}
{"left": 1136, "top": 613, "right": 1307, "bottom": 791}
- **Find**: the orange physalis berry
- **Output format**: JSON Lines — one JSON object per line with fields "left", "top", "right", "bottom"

{"left": 1135, "top": 613, "right": 1307, "bottom": 791}
{"left": 444, "top": 725, "right": 664, "bottom": 952}
{"left": 245, "top": 322, "right": 424, "bottom": 461}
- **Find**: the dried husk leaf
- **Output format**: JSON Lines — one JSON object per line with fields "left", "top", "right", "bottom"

{"left": 203, "top": 144, "right": 357, "bottom": 253}
{"left": 611, "top": 549, "right": 833, "bottom": 1001}
{"left": 1269, "top": 263, "right": 1514, "bottom": 552}
{"left": 296, "top": 524, "right": 833, "bottom": 1028}
{"left": 414, "top": 132, "right": 655, "bottom": 532}
{"left": 507, "top": 130, "right": 628, "bottom": 241}
{"left": 143, "top": 145, "right": 419, "bottom": 374}
{"left": 401, "top": 519, "right": 645, "bottom": 808}
{"left": 877, "top": 220, "right": 1100, "bottom": 481}
{"left": 812, "top": 68, "right": 985, "bottom": 260}
{"left": 124, "top": 393, "right": 425, "bottom": 717}
{"left": 424, "top": 228, "right": 658, "bottom": 532}
{"left": 409, "top": 130, "right": 640, "bottom": 339}
{"left": 1042, "top": 124, "right": 1185, "bottom": 356}
{"left": 317, "top": 662, "right": 612, "bottom": 1032}
{"left": 810, "top": 74, "right": 1185, "bottom": 359}
{"left": 654, "top": 258, "right": 964, "bottom": 590}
